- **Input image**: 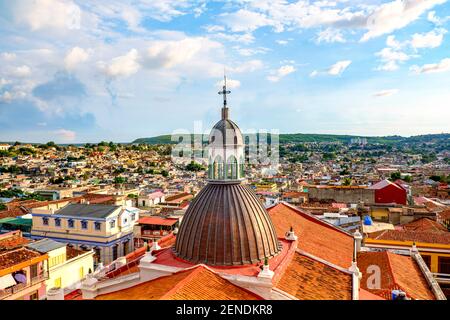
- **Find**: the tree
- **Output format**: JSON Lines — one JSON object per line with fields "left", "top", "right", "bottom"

{"left": 390, "top": 171, "right": 402, "bottom": 181}
{"left": 161, "top": 170, "right": 169, "bottom": 177}
{"left": 342, "top": 178, "right": 352, "bottom": 186}
{"left": 114, "top": 176, "right": 127, "bottom": 184}
{"left": 0, "top": 202, "right": 6, "bottom": 210}
{"left": 185, "top": 161, "right": 205, "bottom": 172}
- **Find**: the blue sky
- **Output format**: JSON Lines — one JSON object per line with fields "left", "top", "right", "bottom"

{"left": 0, "top": 0, "right": 450, "bottom": 143}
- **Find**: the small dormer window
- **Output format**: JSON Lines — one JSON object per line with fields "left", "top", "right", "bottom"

{"left": 55, "top": 218, "right": 61, "bottom": 227}
{"left": 43, "top": 217, "right": 49, "bottom": 226}
{"left": 110, "top": 220, "right": 116, "bottom": 228}
{"left": 81, "top": 221, "right": 88, "bottom": 229}
{"left": 68, "top": 219, "right": 74, "bottom": 228}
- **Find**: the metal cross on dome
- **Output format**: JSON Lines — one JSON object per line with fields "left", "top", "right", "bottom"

{"left": 218, "top": 75, "right": 231, "bottom": 108}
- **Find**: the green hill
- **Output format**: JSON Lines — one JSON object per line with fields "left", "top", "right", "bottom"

{"left": 133, "top": 133, "right": 450, "bottom": 145}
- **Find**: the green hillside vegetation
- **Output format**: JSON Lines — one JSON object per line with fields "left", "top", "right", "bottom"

{"left": 133, "top": 133, "right": 450, "bottom": 146}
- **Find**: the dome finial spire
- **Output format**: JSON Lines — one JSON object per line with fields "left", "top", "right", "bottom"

{"left": 218, "top": 71, "right": 231, "bottom": 119}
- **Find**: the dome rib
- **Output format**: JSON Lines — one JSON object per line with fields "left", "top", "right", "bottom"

{"left": 174, "top": 181, "right": 282, "bottom": 266}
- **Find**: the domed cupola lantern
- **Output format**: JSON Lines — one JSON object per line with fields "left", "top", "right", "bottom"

{"left": 174, "top": 75, "right": 282, "bottom": 266}
{"left": 207, "top": 76, "right": 245, "bottom": 181}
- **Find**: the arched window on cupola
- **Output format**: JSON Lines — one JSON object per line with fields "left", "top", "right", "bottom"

{"left": 239, "top": 155, "right": 245, "bottom": 178}
{"left": 213, "top": 155, "right": 223, "bottom": 180}
{"left": 208, "top": 156, "right": 213, "bottom": 179}
{"left": 227, "top": 155, "right": 238, "bottom": 179}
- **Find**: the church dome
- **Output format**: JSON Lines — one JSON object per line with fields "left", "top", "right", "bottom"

{"left": 209, "top": 118, "right": 244, "bottom": 147}
{"left": 174, "top": 181, "right": 282, "bottom": 266}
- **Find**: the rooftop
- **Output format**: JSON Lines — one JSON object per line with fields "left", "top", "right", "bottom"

{"left": 54, "top": 203, "right": 120, "bottom": 219}
{"left": 26, "top": 238, "right": 66, "bottom": 253}
{"left": 357, "top": 251, "right": 435, "bottom": 300}
{"left": 274, "top": 250, "right": 352, "bottom": 300}
{"left": 267, "top": 202, "right": 354, "bottom": 269}
{"left": 95, "top": 265, "right": 262, "bottom": 300}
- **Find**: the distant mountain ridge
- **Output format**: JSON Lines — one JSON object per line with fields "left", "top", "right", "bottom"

{"left": 132, "top": 133, "right": 450, "bottom": 145}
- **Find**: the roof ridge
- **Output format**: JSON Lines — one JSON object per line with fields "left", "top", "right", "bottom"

{"left": 277, "top": 202, "right": 354, "bottom": 238}
{"left": 296, "top": 248, "right": 352, "bottom": 275}
{"left": 158, "top": 265, "right": 206, "bottom": 299}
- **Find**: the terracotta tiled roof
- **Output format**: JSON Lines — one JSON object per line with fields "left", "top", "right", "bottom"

{"left": 359, "top": 288, "right": 385, "bottom": 300}
{"left": 137, "top": 216, "right": 178, "bottom": 226}
{"left": 0, "top": 247, "right": 43, "bottom": 270}
{"left": 267, "top": 202, "right": 354, "bottom": 268}
{"left": 95, "top": 265, "right": 262, "bottom": 300}
{"left": 368, "top": 229, "right": 450, "bottom": 245}
{"left": 439, "top": 209, "right": 450, "bottom": 221}
{"left": 275, "top": 251, "right": 352, "bottom": 300}
{"left": 401, "top": 218, "right": 447, "bottom": 233}
{"left": 0, "top": 231, "right": 29, "bottom": 252}
{"left": 357, "top": 251, "right": 435, "bottom": 300}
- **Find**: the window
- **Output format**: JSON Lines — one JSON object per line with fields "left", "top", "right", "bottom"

{"left": 94, "top": 222, "right": 101, "bottom": 231}
{"left": 30, "top": 291, "right": 39, "bottom": 300}
{"left": 110, "top": 220, "right": 116, "bottom": 228}
{"left": 42, "top": 217, "right": 49, "bottom": 226}
{"left": 68, "top": 219, "right": 74, "bottom": 228}
{"left": 54, "top": 277, "right": 61, "bottom": 288}
{"left": 131, "top": 213, "right": 136, "bottom": 220}
{"left": 422, "top": 255, "right": 431, "bottom": 269}
{"left": 438, "top": 257, "right": 450, "bottom": 274}
{"left": 30, "top": 263, "right": 38, "bottom": 279}
{"left": 79, "top": 267, "right": 84, "bottom": 279}
{"left": 112, "top": 245, "right": 118, "bottom": 261}
{"left": 81, "top": 220, "right": 88, "bottom": 229}
{"left": 55, "top": 218, "right": 61, "bottom": 227}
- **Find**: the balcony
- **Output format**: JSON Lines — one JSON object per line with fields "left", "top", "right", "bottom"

{"left": 0, "top": 271, "right": 49, "bottom": 300}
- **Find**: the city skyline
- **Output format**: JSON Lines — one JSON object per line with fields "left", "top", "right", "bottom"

{"left": 1, "top": 0, "right": 450, "bottom": 143}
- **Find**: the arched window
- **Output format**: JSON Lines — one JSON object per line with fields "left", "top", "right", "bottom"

{"left": 227, "top": 156, "right": 238, "bottom": 179}
{"left": 213, "top": 156, "right": 223, "bottom": 179}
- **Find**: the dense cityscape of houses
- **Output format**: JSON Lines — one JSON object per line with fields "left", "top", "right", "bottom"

{"left": 0, "top": 133, "right": 449, "bottom": 300}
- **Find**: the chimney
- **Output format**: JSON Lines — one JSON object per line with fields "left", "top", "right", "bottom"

{"left": 285, "top": 226, "right": 298, "bottom": 241}
{"left": 349, "top": 260, "right": 362, "bottom": 300}
{"left": 258, "top": 257, "right": 274, "bottom": 280}
{"left": 410, "top": 242, "right": 419, "bottom": 255}
{"left": 353, "top": 229, "right": 363, "bottom": 253}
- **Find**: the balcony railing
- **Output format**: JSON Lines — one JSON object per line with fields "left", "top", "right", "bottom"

{"left": 0, "top": 271, "right": 49, "bottom": 300}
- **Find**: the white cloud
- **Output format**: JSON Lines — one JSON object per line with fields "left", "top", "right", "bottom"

{"left": 375, "top": 47, "right": 410, "bottom": 71}
{"left": 1, "top": 52, "right": 17, "bottom": 61}
{"left": 410, "top": 58, "right": 450, "bottom": 74}
{"left": 203, "top": 25, "right": 225, "bottom": 33}
{"left": 0, "top": 90, "right": 27, "bottom": 103}
{"left": 99, "top": 49, "right": 140, "bottom": 78}
{"left": 13, "top": 0, "right": 82, "bottom": 31}
{"left": 373, "top": 89, "right": 399, "bottom": 97}
{"left": 267, "top": 65, "right": 296, "bottom": 82}
{"left": 362, "top": 0, "right": 447, "bottom": 41}
{"left": 53, "top": 129, "right": 76, "bottom": 142}
{"left": 327, "top": 60, "right": 351, "bottom": 75}
{"left": 216, "top": 78, "right": 241, "bottom": 89}
{"left": 220, "top": 9, "right": 282, "bottom": 33}
{"left": 427, "top": 11, "right": 450, "bottom": 26}
{"left": 212, "top": 32, "right": 255, "bottom": 44}
{"left": 143, "top": 37, "right": 221, "bottom": 69}
{"left": 276, "top": 40, "right": 289, "bottom": 45}
{"left": 234, "top": 47, "right": 268, "bottom": 57}
{"left": 64, "top": 47, "right": 89, "bottom": 70}
{"left": 316, "top": 28, "right": 346, "bottom": 43}
{"left": 232, "top": 60, "right": 264, "bottom": 73}
{"left": 410, "top": 29, "right": 446, "bottom": 49}
{"left": 10, "top": 65, "right": 32, "bottom": 78}
{"left": 0, "top": 78, "right": 11, "bottom": 88}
